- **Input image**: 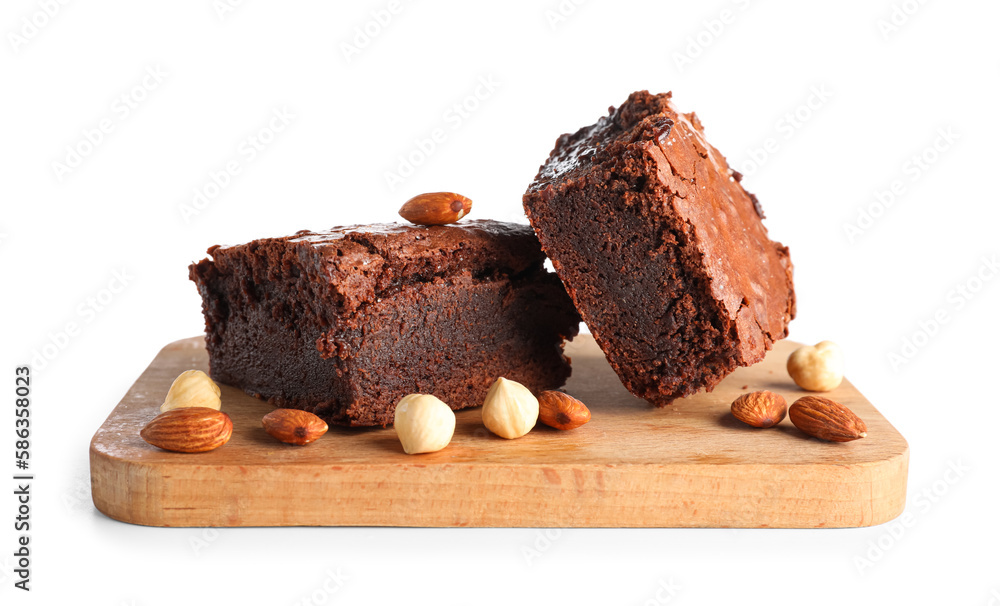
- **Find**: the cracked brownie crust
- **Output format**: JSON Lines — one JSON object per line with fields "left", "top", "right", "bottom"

{"left": 189, "top": 220, "right": 581, "bottom": 426}
{"left": 523, "top": 91, "right": 795, "bottom": 405}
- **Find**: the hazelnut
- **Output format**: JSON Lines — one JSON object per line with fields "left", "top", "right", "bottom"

{"left": 787, "top": 341, "right": 844, "bottom": 392}
{"left": 160, "top": 370, "right": 221, "bottom": 413}
{"left": 393, "top": 394, "right": 456, "bottom": 454}
{"left": 482, "top": 377, "right": 538, "bottom": 439}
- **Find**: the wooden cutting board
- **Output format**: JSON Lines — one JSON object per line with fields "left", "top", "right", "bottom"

{"left": 90, "top": 336, "right": 908, "bottom": 528}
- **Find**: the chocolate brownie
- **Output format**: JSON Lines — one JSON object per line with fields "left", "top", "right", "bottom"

{"left": 523, "top": 91, "right": 795, "bottom": 405}
{"left": 189, "top": 220, "right": 580, "bottom": 426}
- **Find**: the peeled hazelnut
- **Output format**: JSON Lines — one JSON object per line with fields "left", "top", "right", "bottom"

{"left": 787, "top": 341, "right": 845, "bottom": 392}
{"left": 482, "top": 377, "right": 538, "bottom": 439}
{"left": 393, "top": 394, "right": 456, "bottom": 454}
{"left": 161, "top": 369, "right": 221, "bottom": 413}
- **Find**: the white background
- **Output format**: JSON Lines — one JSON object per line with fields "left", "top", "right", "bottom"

{"left": 2, "top": 0, "right": 998, "bottom": 604}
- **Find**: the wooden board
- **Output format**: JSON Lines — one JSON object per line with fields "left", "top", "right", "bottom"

{"left": 90, "top": 336, "right": 908, "bottom": 528}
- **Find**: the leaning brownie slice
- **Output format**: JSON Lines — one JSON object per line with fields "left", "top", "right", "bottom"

{"left": 523, "top": 91, "right": 795, "bottom": 405}
{"left": 189, "top": 220, "right": 580, "bottom": 426}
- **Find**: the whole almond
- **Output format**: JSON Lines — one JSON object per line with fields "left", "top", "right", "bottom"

{"left": 262, "top": 408, "right": 328, "bottom": 445}
{"left": 731, "top": 390, "right": 787, "bottom": 428}
{"left": 398, "top": 192, "right": 472, "bottom": 226}
{"left": 140, "top": 407, "right": 233, "bottom": 453}
{"left": 537, "top": 391, "right": 591, "bottom": 430}
{"left": 789, "top": 396, "right": 868, "bottom": 442}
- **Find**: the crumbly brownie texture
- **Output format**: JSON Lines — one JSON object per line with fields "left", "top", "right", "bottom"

{"left": 523, "top": 91, "right": 795, "bottom": 405}
{"left": 189, "top": 220, "right": 580, "bottom": 427}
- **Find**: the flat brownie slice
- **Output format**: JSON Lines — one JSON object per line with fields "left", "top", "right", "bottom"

{"left": 523, "top": 91, "right": 795, "bottom": 405}
{"left": 189, "top": 220, "right": 580, "bottom": 426}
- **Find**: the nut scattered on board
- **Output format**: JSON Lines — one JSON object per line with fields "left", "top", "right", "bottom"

{"left": 731, "top": 390, "right": 787, "bottom": 428}
{"left": 140, "top": 407, "right": 233, "bottom": 453}
{"left": 160, "top": 369, "right": 221, "bottom": 413}
{"left": 398, "top": 192, "right": 473, "bottom": 226}
{"left": 262, "top": 409, "right": 328, "bottom": 445}
{"left": 537, "top": 391, "right": 591, "bottom": 430}
{"left": 787, "top": 341, "right": 844, "bottom": 392}
{"left": 788, "top": 396, "right": 867, "bottom": 442}
{"left": 393, "top": 394, "right": 456, "bottom": 454}
{"left": 482, "top": 377, "right": 538, "bottom": 439}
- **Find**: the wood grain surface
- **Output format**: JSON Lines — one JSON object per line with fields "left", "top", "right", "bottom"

{"left": 90, "top": 336, "right": 908, "bottom": 528}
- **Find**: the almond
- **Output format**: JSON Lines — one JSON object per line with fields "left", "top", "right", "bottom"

{"left": 262, "top": 408, "right": 328, "bottom": 445}
{"left": 731, "top": 390, "right": 787, "bottom": 428}
{"left": 537, "top": 391, "right": 591, "bottom": 430}
{"left": 140, "top": 407, "right": 233, "bottom": 453}
{"left": 398, "top": 192, "right": 472, "bottom": 226}
{"left": 788, "top": 396, "right": 868, "bottom": 442}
